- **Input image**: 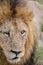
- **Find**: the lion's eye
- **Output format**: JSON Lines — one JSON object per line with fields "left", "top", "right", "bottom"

{"left": 4, "top": 32, "right": 10, "bottom": 36}
{"left": 21, "top": 30, "right": 26, "bottom": 36}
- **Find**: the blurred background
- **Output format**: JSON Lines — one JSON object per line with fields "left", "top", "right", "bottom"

{"left": 32, "top": 0, "right": 43, "bottom": 65}
{"left": 33, "top": 0, "right": 43, "bottom": 4}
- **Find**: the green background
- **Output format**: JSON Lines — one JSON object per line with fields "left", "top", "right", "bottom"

{"left": 33, "top": 0, "right": 43, "bottom": 4}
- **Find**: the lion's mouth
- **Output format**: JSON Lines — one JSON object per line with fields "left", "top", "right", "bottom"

{"left": 7, "top": 51, "right": 24, "bottom": 63}
{"left": 9, "top": 56, "right": 19, "bottom": 60}
{"left": 8, "top": 56, "right": 21, "bottom": 63}
{"left": 12, "top": 57, "right": 19, "bottom": 60}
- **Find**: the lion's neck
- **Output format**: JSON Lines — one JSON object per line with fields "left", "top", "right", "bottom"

{"left": 24, "top": 52, "right": 35, "bottom": 65}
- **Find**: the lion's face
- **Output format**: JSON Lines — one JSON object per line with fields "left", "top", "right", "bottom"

{"left": 0, "top": 18, "right": 28, "bottom": 63}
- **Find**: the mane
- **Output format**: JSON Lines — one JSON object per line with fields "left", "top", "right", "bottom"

{"left": 0, "top": 0, "right": 43, "bottom": 65}
{"left": 0, "top": 0, "right": 11, "bottom": 22}
{"left": 0, "top": 7, "right": 36, "bottom": 65}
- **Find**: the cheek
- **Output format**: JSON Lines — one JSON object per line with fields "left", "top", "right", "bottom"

{"left": 0, "top": 35, "right": 10, "bottom": 48}
{"left": 1, "top": 45, "right": 11, "bottom": 59}
{"left": 0, "top": 36, "right": 6, "bottom": 45}
{"left": 21, "top": 34, "right": 28, "bottom": 45}
{"left": 0, "top": 41, "right": 11, "bottom": 53}
{"left": 22, "top": 45, "right": 25, "bottom": 54}
{"left": 22, "top": 39, "right": 27, "bottom": 45}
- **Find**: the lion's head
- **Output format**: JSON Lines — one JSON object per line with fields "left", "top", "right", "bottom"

{"left": 0, "top": 6, "right": 36, "bottom": 65}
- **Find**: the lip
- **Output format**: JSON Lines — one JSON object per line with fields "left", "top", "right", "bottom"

{"left": 12, "top": 57, "right": 18, "bottom": 60}
{"left": 9, "top": 57, "right": 19, "bottom": 60}
{"left": 8, "top": 57, "right": 21, "bottom": 63}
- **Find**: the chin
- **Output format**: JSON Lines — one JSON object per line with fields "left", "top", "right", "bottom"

{"left": 7, "top": 58, "right": 21, "bottom": 64}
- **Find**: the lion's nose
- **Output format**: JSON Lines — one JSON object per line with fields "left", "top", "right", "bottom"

{"left": 11, "top": 50, "right": 22, "bottom": 55}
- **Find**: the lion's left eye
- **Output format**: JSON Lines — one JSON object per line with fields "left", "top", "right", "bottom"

{"left": 21, "top": 30, "right": 26, "bottom": 36}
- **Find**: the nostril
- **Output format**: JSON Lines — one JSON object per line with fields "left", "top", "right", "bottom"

{"left": 11, "top": 50, "right": 22, "bottom": 55}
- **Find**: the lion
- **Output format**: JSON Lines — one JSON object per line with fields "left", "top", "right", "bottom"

{"left": 0, "top": 0, "right": 43, "bottom": 65}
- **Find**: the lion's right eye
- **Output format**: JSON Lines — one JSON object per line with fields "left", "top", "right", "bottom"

{"left": 0, "top": 30, "right": 10, "bottom": 37}
{"left": 4, "top": 32, "right": 10, "bottom": 36}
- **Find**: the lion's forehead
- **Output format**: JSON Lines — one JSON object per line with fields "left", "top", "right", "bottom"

{"left": 0, "top": 18, "right": 28, "bottom": 32}
{"left": 14, "top": 18, "right": 28, "bottom": 31}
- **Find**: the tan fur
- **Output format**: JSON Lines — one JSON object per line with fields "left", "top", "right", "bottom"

{"left": 0, "top": 0, "right": 43, "bottom": 65}
{"left": 0, "top": 6, "right": 36, "bottom": 65}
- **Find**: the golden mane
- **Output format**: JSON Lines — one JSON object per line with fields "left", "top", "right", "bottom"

{"left": 15, "top": 7, "right": 34, "bottom": 21}
{"left": 0, "top": 7, "right": 36, "bottom": 65}
{"left": 0, "top": 1, "right": 11, "bottom": 22}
